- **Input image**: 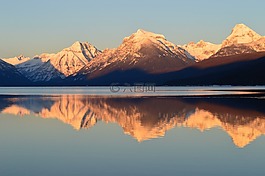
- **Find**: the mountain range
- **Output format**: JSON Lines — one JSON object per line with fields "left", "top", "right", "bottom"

{"left": 1, "top": 23, "right": 265, "bottom": 86}
{"left": 2, "top": 95, "right": 265, "bottom": 148}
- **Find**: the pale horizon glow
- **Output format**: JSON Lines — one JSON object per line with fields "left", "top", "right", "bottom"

{"left": 0, "top": 0, "right": 264, "bottom": 58}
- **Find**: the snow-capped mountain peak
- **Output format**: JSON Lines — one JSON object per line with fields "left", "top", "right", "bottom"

{"left": 63, "top": 41, "right": 99, "bottom": 58}
{"left": 122, "top": 29, "right": 166, "bottom": 45}
{"left": 222, "top": 23, "right": 262, "bottom": 47}
{"left": 117, "top": 29, "right": 196, "bottom": 64}
{"left": 66, "top": 41, "right": 84, "bottom": 51}
{"left": 134, "top": 29, "right": 165, "bottom": 39}
{"left": 53, "top": 41, "right": 101, "bottom": 76}
{"left": 75, "top": 29, "right": 195, "bottom": 80}
{"left": 2, "top": 55, "right": 30, "bottom": 65}
{"left": 232, "top": 23, "right": 260, "bottom": 35}
{"left": 0, "top": 59, "right": 29, "bottom": 85}
{"left": 120, "top": 29, "right": 193, "bottom": 59}
{"left": 210, "top": 24, "right": 265, "bottom": 58}
{"left": 183, "top": 23, "right": 265, "bottom": 60}
{"left": 182, "top": 40, "right": 221, "bottom": 61}
{"left": 16, "top": 41, "right": 101, "bottom": 82}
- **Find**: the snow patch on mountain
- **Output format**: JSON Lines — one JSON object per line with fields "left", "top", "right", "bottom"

{"left": 251, "top": 38, "right": 265, "bottom": 52}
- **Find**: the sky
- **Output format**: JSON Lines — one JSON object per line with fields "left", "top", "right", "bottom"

{"left": 0, "top": 0, "right": 264, "bottom": 58}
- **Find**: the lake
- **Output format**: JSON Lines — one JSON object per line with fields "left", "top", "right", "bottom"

{"left": 0, "top": 87, "right": 265, "bottom": 176}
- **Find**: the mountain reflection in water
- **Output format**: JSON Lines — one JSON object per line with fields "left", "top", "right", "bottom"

{"left": 1, "top": 95, "right": 265, "bottom": 148}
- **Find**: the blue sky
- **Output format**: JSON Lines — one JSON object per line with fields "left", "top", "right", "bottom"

{"left": 0, "top": 0, "right": 264, "bottom": 58}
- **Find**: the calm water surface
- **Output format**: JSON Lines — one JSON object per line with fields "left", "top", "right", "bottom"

{"left": 0, "top": 87, "right": 265, "bottom": 176}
